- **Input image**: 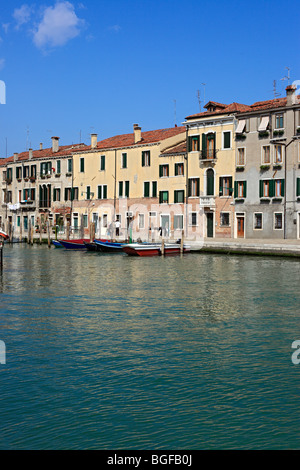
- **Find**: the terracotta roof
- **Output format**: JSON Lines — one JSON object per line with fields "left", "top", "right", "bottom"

{"left": 204, "top": 101, "right": 227, "bottom": 109}
{"left": 161, "top": 141, "right": 186, "bottom": 155}
{"left": 75, "top": 126, "right": 186, "bottom": 153}
{"left": 185, "top": 102, "right": 250, "bottom": 120}
{"left": 2, "top": 143, "right": 87, "bottom": 165}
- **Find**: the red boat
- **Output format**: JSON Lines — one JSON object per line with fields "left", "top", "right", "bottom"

{"left": 122, "top": 242, "right": 190, "bottom": 257}
{"left": 0, "top": 230, "right": 9, "bottom": 240}
{"left": 58, "top": 238, "right": 109, "bottom": 250}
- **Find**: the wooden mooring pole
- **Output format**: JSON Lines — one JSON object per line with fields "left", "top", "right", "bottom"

{"left": 0, "top": 241, "right": 3, "bottom": 270}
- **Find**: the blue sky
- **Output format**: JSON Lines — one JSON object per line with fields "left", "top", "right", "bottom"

{"left": 0, "top": 0, "right": 299, "bottom": 156}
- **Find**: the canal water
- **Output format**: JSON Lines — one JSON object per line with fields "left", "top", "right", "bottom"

{"left": 0, "top": 244, "right": 299, "bottom": 450}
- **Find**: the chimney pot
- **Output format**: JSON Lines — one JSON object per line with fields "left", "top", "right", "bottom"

{"left": 51, "top": 136, "right": 60, "bottom": 153}
{"left": 91, "top": 133, "right": 98, "bottom": 149}
{"left": 133, "top": 124, "right": 142, "bottom": 143}
{"left": 13, "top": 153, "right": 18, "bottom": 162}
{"left": 29, "top": 148, "right": 33, "bottom": 160}
{"left": 40, "top": 143, "right": 43, "bottom": 150}
{"left": 286, "top": 84, "right": 297, "bottom": 106}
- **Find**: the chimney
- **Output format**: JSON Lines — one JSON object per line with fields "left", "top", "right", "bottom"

{"left": 133, "top": 124, "right": 142, "bottom": 143}
{"left": 13, "top": 153, "right": 18, "bottom": 162}
{"left": 91, "top": 133, "right": 98, "bottom": 149}
{"left": 286, "top": 85, "right": 297, "bottom": 106}
{"left": 29, "top": 148, "right": 33, "bottom": 160}
{"left": 51, "top": 136, "right": 59, "bottom": 153}
{"left": 40, "top": 143, "right": 43, "bottom": 150}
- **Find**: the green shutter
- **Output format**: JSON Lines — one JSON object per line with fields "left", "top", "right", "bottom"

{"left": 297, "top": 178, "right": 300, "bottom": 197}
{"left": 269, "top": 180, "right": 275, "bottom": 198}
{"left": 144, "top": 182, "right": 150, "bottom": 197}
{"left": 101, "top": 155, "right": 105, "bottom": 171}
{"left": 174, "top": 191, "right": 178, "bottom": 203}
{"left": 152, "top": 181, "right": 157, "bottom": 198}
{"left": 229, "top": 177, "right": 233, "bottom": 196}
{"left": 188, "top": 136, "right": 193, "bottom": 152}
{"left": 202, "top": 134, "right": 207, "bottom": 158}
{"left": 259, "top": 180, "right": 264, "bottom": 198}
{"left": 175, "top": 163, "right": 178, "bottom": 176}
{"left": 142, "top": 152, "right": 145, "bottom": 167}
{"left": 119, "top": 181, "right": 123, "bottom": 197}
{"left": 219, "top": 177, "right": 223, "bottom": 196}
{"left": 281, "top": 179, "right": 285, "bottom": 197}
{"left": 224, "top": 132, "right": 231, "bottom": 149}
{"left": 98, "top": 186, "right": 102, "bottom": 199}
{"left": 53, "top": 188, "right": 56, "bottom": 202}
{"left": 243, "top": 181, "right": 247, "bottom": 198}
{"left": 234, "top": 181, "right": 238, "bottom": 198}
{"left": 125, "top": 181, "right": 129, "bottom": 198}
{"left": 159, "top": 165, "right": 163, "bottom": 178}
{"left": 188, "top": 178, "right": 192, "bottom": 197}
{"left": 103, "top": 185, "right": 107, "bottom": 199}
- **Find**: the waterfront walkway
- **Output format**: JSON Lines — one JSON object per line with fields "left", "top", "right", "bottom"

{"left": 189, "top": 238, "right": 300, "bottom": 257}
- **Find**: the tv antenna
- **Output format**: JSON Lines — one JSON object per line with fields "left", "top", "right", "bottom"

{"left": 273, "top": 80, "right": 281, "bottom": 99}
{"left": 201, "top": 83, "right": 206, "bottom": 106}
{"left": 197, "top": 90, "right": 201, "bottom": 112}
{"left": 173, "top": 99, "right": 177, "bottom": 126}
{"left": 281, "top": 66, "right": 291, "bottom": 86}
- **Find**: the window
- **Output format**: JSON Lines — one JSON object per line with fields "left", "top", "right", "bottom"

{"left": 254, "top": 213, "right": 263, "bottom": 230}
{"left": 174, "top": 214, "right": 183, "bottom": 230}
{"left": 53, "top": 188, "right": 61, "bottom": 202}
{"left": 30, "top": 165, "right": 36, "bottom": 178}
{"left": 72, "top": 188, "right": 78, "bottom": 201}
{"left": 159, "top": 191, "right": 169, "bottom": 204}
{"left": 56, "top": 160, "right": 61, "bottom": 174}
{"left": 262, "top": 146, "right": 271, "bottom": 164}
{"left": 65, "top": 188, "right": 72, "bottom": 201}
{"left": 6, "top": 191, "right": 12, "bottom": 203}
{"left": 86, "top": 186, "right": 91, "bottom": 200}
{"left": 206, "top": 169, "right": 214, "bottom": 196}
{"left": 16, "top": 167, "right": 22, "bottom": 180}
{"left": 83, "top": 215, "right": 88, "bottom": 228}
{"left": 23, "top": 166, "right": 30, "bottom": 178}
{"left": 220, "top": 212, "right": 230, "bottom": 226}
{"left": 188, "top": 178, "right": 200, "bottom": 197}
{"left": 275, "top": 114, "right": 284, "bottom": 129}
{"left": 159, "top": 164, "right": 169, "bottom": 177}
{"left": 202, "top": 133, "right": 216, "bottom": 159}
{"left": 237, "top": 148, "right": 245, "bottom": 166}
{"left": 40, "top": 162, "right": 52, "bottom": 176}
{"left": 17, "top": 216, "right": 20, "bottom": 227}
{"left": 274, "top": 213, "right": 283, "bottom": 230}
{"left": 68, "top": 159, "right": 73, "bottom": 173}
{"left": 121, "top": 153, "right": 127, "bottom": 169}
{"left": 234, "top": 181, "right": 247, "bottom": 198}
{"left": 297, "top": 177, "right": 300, "bottom": 197}
{"left": 259, "top": 180, "right": 274, "bottom": 198}
{"left": 125, "top": 181, "right": 130, "bottom": 198}
{"left": 138, "top": 214, "right": 145, "bottom": 229}
{"left": 189, "top": 212, "right": 197, "bottom": 226}
{"left": 236, "top": 120, "right": 246, "bottom": 134}
{"left": 103, "top": 214, "right": 108, "bottom": 228}
{"left": 188, "top": 135, "right": 200, "bottom": 152}
{"left": 219, "top": 177, "right": 233, "bottom": 196}
{"left": 175, "top": 162, "right": 184, "bottom": 176}
{"left": 258, "top": 116, "right": 269, "bottom": 132}
{"left": 223, "top": 131, "right": 231, "bottom": 149}
{"left": 142, "top": 151, "right": 150, "bottom": 167}
{"left": 174, "top": 190, "right": 185, "bottom": 203}
{"left": 119, "top": 181, "right": 123, "bottom": 198}
{"left": 23, "top": 188, "right": 35, "bottom": 201}
{"left": 144, "top": 182, "right": 150, "bottom": 197}
{"left": 80, "top": 157, "right": 85, "bottom": 173}
{"left": 23, "top": 216, "right": 28, "bottom": 231}
{"left": 274, "top": 179, "right": 284, "bottom": 197}
{"left": 97, "top": 185, "right": 107, "bottom": 200}
{"left": 152, "top": 181, "right": 157, "bottom": 198}
{"left": 100, "top": 155, "right": 105, "bottom": 171}
{"left": 274, "top": 144, "right": 284, "bottom": 164}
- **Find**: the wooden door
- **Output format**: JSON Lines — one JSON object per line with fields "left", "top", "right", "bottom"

{"left": 237, "top": 216, "right": 244, "bottom": 238}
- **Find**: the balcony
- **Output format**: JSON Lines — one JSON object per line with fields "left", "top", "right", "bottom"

{"left": 199, "top": 196, "right": 216, "bottom": 207}
{"left": 199, "top": 150, "right": 217, "bottom": 162}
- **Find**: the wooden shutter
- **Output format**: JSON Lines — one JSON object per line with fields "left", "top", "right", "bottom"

{"left": 259, "top": 180, "right": 264, "bottom": 198}
{"left": 98, "top": 186, "right": 102, "bottom": 199}
{"left": 53, "top": 188, "right": 56, "bottom": 202}
{"left": 142, "top": 152, "right": 145, "bottom": 167}
{"left": 159, "top": 165, "right": 163, "bottom": 178}
{"left": 234, "top": 181, "right": 238, "bottom": 198}
{"left": 202, "top": 134, "right": 207, "bottom": 158}
{"left": 125, "top": 181, "right": 129, "bottom": 197}
{"left": 119, "top": 181, "right": 123, "bottom": 197}
{"left": 269, "top": 180, "right": 275, "bottom": 198}
{"left": 281, "top": 179, "right": 285, "bottom": 197}
{"left": 229, "top": 177, "right": 233, "bottom": 196}
{"left": 297, "top": 178, "right": 300, "bottom": 197}
{"left": 219, "top": 177, "right": 223, "bottom": 196}
{"left": 144, "top": 182, "right": 150, "bottom": 197}
{"left": 152, "top": 181, "right": 157, "bottom": 198}
{"left": 103, "top": 186, "right": 107, "bottom": 199}
{"left": 243, "top": 181, "right": 247, "bottom": 198}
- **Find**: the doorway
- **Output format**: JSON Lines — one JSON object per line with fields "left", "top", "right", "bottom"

{"left": 237, "top": 215, "right": 245, "bottom": 238}
{"left": 206, "top": 212, "right": 214, "bottom": 238}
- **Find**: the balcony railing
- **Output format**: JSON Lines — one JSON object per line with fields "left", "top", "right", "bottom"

{"left": 199, "top": 196, "right": 216, "bottom": 207}
{"left": 200, "top": 150, "right": 217, "bottom": 160}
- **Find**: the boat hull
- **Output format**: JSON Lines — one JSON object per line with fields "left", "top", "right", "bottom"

{"left": 122, "top": 243, "right": 190, "bottom": 256}
{"left": 58, "top": 239, "right": 90, "bottom": 249}
{"left": 94, "top": 240, "right": 125, "bottom": 252}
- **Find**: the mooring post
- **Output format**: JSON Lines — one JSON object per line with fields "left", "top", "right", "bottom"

{"left": 0, "top": 241, "right": 3, "bottom": 270}
{"left": 47, "top": 220, "right": 51, "bottom": 248}
{"left": 161, "top": 238, "right": 165, "bottom": 256}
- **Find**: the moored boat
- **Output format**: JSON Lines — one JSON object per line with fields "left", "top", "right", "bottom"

{"left": 0, "top": 230, "right": 9, "bottom": 240}
{"left": 58, "top": 239, "right": 91, "bottom": 249}
{"left": 122, "top": 242, "right": 190, "bottom": 256}
{"left": 94, "top": 240, "right": 126, "bottom": 253}
{"left": 52, "top": 240, "right": 63, "bottom": 248}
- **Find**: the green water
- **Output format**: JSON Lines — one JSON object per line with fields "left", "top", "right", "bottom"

{"left": 0, "top": 244, "right": 299, "bottom": 449}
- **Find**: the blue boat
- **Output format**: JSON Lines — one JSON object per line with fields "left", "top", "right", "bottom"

{"left": 58, "top": 239, "right": 90, "bottom": 250}
{"left": 52, "top": 240, "right": 63, "bottom": 248}
{"left": 94, "top": 240, "right": 126, "bottom": 253}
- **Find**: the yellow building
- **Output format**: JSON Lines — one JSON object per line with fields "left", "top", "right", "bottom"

{"left": 71, "top": 125, "right": 186, "bottom": 240}
{"left": 184, "top": 101, "right": 249, "bottom": 238}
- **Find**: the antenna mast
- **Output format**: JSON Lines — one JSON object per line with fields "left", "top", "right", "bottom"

{"left": 197, "top": 90, "right": 201, "bottom": 112}
{"left": 273, "top": 80, "right": 280, "bottom": 99}
{"left": 173, "top": 99, "right": 177, "bottom": 126}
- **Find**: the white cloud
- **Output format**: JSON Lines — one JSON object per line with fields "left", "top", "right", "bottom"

{"left": 13, "top": 4, "right": 33, "bottom": 29}
{"left": 33, "top": 1, "right": 84, "bottom": 49}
